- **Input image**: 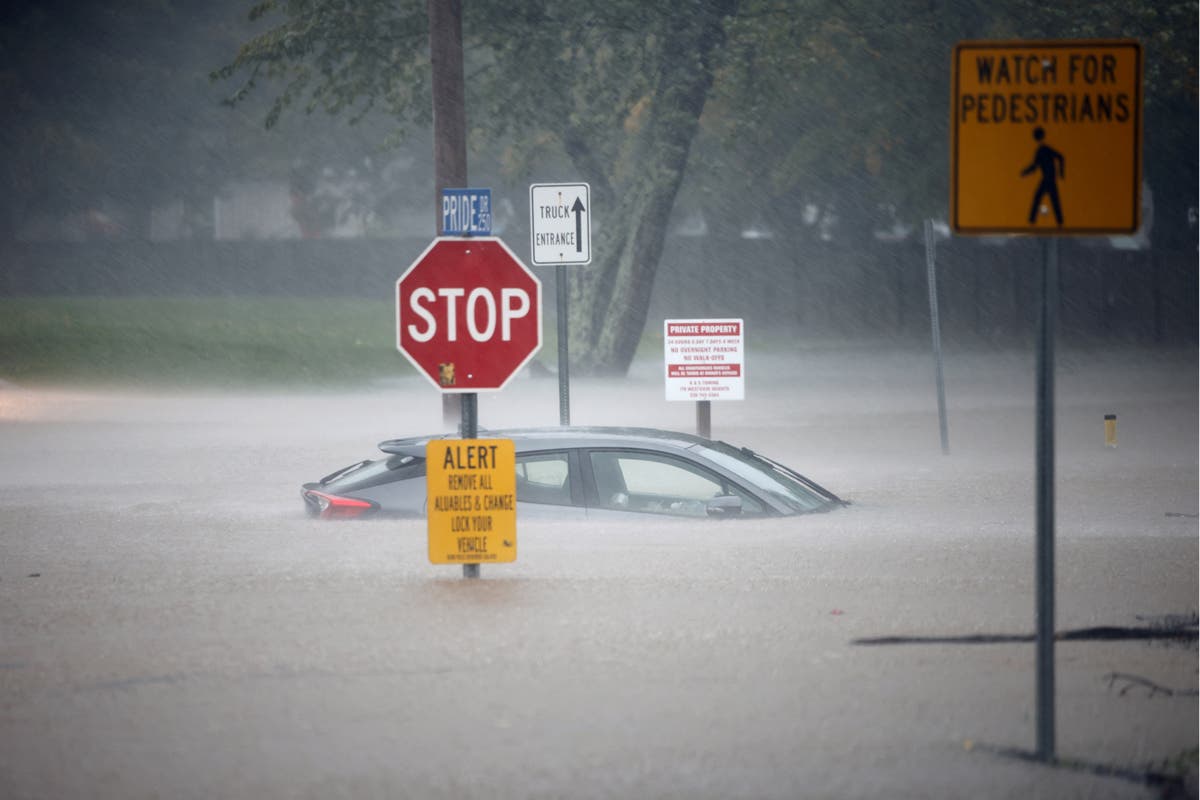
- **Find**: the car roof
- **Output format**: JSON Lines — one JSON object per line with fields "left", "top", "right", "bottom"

{"left": 378, "top": 426, "right": 714, "bottom": 455}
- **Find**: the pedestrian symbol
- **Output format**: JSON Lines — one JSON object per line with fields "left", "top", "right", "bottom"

{"left": 1021, "top": 127, "right": 1065, "bottom": 226}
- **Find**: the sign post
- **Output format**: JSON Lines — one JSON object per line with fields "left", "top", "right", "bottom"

{"left": 1034, "top": 237, "right": 1058, "bottom": 760}
{"left": 951, "top": 39, "right": 1142, "bottom": 763}
{"left": 530, "top": 183, "right": 592, "bottom": 426}
{"left": 924, "top": 219, "right": 950, "bottom": 456}
{"left": 397, "top": 236, "right": 542, "bottom": 578}
{"left": 664, "top": 319, "right": 745, "bottom": 438}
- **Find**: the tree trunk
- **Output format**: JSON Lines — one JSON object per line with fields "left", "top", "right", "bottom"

{"left": 566, "top": 2, "right": 737, "bottom": 376}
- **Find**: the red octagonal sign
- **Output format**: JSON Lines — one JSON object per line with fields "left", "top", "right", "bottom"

{"left": 396, "top": 237, "right": 542, "bottom": 392}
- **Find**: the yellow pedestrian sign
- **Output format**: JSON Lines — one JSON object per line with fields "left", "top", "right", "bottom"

{"left": 951, "top": 40, "right": 1142, "bottom": 235}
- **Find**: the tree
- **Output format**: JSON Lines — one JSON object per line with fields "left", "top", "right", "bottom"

{"left": 215, "top": 0, "right": 1196, "bottom": 373}
{"left": 0, "top": 0, "right": 254, "bottom": 237}
{"left": 695, "top": 0, "right": 1196, "bottom": 246}
{"left": 215, "top": 0, "right": 740, "bottom": 375}
{"left": 476, "top": 2, "right": 742, "bottom": 374}
{"left": 694, "top": 0, "right": 979, "bottom": 235}
{"left": 0, "top": 0, "right": 406, "bottom": 241}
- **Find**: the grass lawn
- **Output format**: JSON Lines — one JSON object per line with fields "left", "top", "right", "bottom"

{"left": 0, "top": 297, "right": 425, "bottom": 388}
{"left": 0, "top": 297, "right": 788, "bottom": 389}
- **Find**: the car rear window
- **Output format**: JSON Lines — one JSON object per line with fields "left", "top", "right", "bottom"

{"left": 324, "top": 454, "right": 426, "bottom": 492}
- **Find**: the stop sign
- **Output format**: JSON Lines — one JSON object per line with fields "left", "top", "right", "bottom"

{"left": 396, "top": 237, "right": 542, "bottom": 392}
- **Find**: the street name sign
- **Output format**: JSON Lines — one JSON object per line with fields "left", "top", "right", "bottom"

{"left": 664, "top": 319, "right": 745, "bottom": 402}
{"left": 529, "top": 183, "right": 591, "bottom": 265}
{"left": 441, "top": 188, "right": 492, "bottom": 235}
{"left": 426, "top": 438, "right": 516, "bottom": 565}
{"left": 396, "top": 237, "right": 542, "bottom": 392}
{"left": 951, "top": 40, "right": 1142, "bottom": 235}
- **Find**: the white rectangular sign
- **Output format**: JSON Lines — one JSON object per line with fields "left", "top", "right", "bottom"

{"left": 664, "top": 318, "right": 745, "bottom": 402}
{"left": 529, "top": 183, "right": 591, "bottom": 266}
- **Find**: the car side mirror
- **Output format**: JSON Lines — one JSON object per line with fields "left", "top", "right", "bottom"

{"left": 706, "top": 495, "right": 743, "bottom": 518}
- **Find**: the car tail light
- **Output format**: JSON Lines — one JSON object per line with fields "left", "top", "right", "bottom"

{"left": 304, "top": 489, "right": 378, "bottom": 519}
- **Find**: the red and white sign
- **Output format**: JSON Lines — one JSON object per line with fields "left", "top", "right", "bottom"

{"left": 396, "top": 237, "right": 542, "bottom": 392}
{"left": 664, "top": 318, "right": 745, "bottom": 402}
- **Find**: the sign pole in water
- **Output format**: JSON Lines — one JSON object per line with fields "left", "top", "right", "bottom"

{"left": 556, "top": 265, "right": 570, "bottom": 425}
{"left": 1035, "top": 237, "right": 1058, "bottom": 759}
{"left": 924, "top": 219, "right": 950, "bottom": 456}
{"left": 460, "top": 392, "right": 480, "bottom": 579}
{"left": 950, "top": 39, "right": 1142, "bottom": 765}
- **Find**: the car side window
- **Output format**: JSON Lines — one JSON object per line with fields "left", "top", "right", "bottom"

{"left": 588, "top": 450, "right": 764, "bottom": 517}
{"left": 515, "top": 452, "right": 572, "bottom": 506}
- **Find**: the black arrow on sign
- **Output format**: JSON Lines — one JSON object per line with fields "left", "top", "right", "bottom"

{"left": 571, "top": 196, "right": 586, "bottom": 253}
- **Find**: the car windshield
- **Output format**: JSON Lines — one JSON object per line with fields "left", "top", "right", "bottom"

{"left": 691, "top": 441, "right": 836, "bottom": 513}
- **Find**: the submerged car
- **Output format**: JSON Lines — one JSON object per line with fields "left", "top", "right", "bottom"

{"left": 302, "top": 426, "right": 845, "bottom": 521}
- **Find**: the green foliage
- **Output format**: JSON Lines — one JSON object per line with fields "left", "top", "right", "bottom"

{"left": 691, "top": 0, "right": 1196, "bottom": 234}
{"left": 0, "top": 1, "right": 256, "bottom": 228}
{"left": 4, "top": 1, "right": 1192, "bottom": 376}
{"left": 0, "top": 0, "right": 412, "bottom": 238}
{"left": 4, "top": 0, "right": 1193, "bottom": 245}
{"left": 212, "top": 0, "right": 432, "bottom": 135}
{"left": 211, "top": 0, "right": 1196, "bottom": 372}
{"left": 465, "top": 2, "right": 666, "bottom": 196}
{"left": 1005, "top": 0, "right": 1197, "bottom": 101}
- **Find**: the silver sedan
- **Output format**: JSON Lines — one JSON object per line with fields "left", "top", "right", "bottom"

{"left": 302, "top": 426, "right": 846, "bottom": 520}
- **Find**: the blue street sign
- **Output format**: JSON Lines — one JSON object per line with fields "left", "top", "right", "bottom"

{"left": 441, "top": 188, "right": 492, "bottom": 235}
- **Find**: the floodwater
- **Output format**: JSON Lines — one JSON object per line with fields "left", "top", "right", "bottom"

{"left": 0, "top": 345, "right": 1196, "bottom": 799}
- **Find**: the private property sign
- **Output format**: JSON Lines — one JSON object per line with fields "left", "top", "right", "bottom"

{"left": 425, "top": 439, "right": 517, "bottom": 565}
{"left": 664, "top": 319, "right": 744, "bottom": 402}
{"left": 951, "top": 40, "right": 1142, "bottom": 235}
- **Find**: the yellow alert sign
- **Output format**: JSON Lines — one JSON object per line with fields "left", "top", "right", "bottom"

{"left": 426, "top": 439, "right": 517, "bottom": 565}
{"left": 951, "top": 40, "right": 1142, "bottom": 235}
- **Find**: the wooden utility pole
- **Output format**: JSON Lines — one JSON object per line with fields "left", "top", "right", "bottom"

{"left": 428, "top": 0, "right": 467, "bottom": 427}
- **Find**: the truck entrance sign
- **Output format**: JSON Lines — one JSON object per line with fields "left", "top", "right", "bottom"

{"left": 664, "top": 319, "right": 745, "bottom": 402}
{"left": 951, "top": 40, "right": 1142, "bottom": 235}
{"left": 425, "top": 439, "right": 516, "bottom": 565}
{"left": 396, "top": 237, "right": 543, "bottom": 392}
{"left": 529, "top": 183, "right": 591, "bottom": 265}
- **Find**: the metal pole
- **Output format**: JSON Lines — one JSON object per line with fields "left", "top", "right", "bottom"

{"left": 1035, "top": 237, "right": 1058, "bottom": 762}
{"left": 696, "top": 400, "right": 711, "bottom": 439}
{"left": 461, "top": 392, "right": 480, "bottom": 579}
{"left": 556, "top": 264, "right": 570, "bottom": 426}
{"left": 924, "top": 219, "right": 950, "bottom": 455}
